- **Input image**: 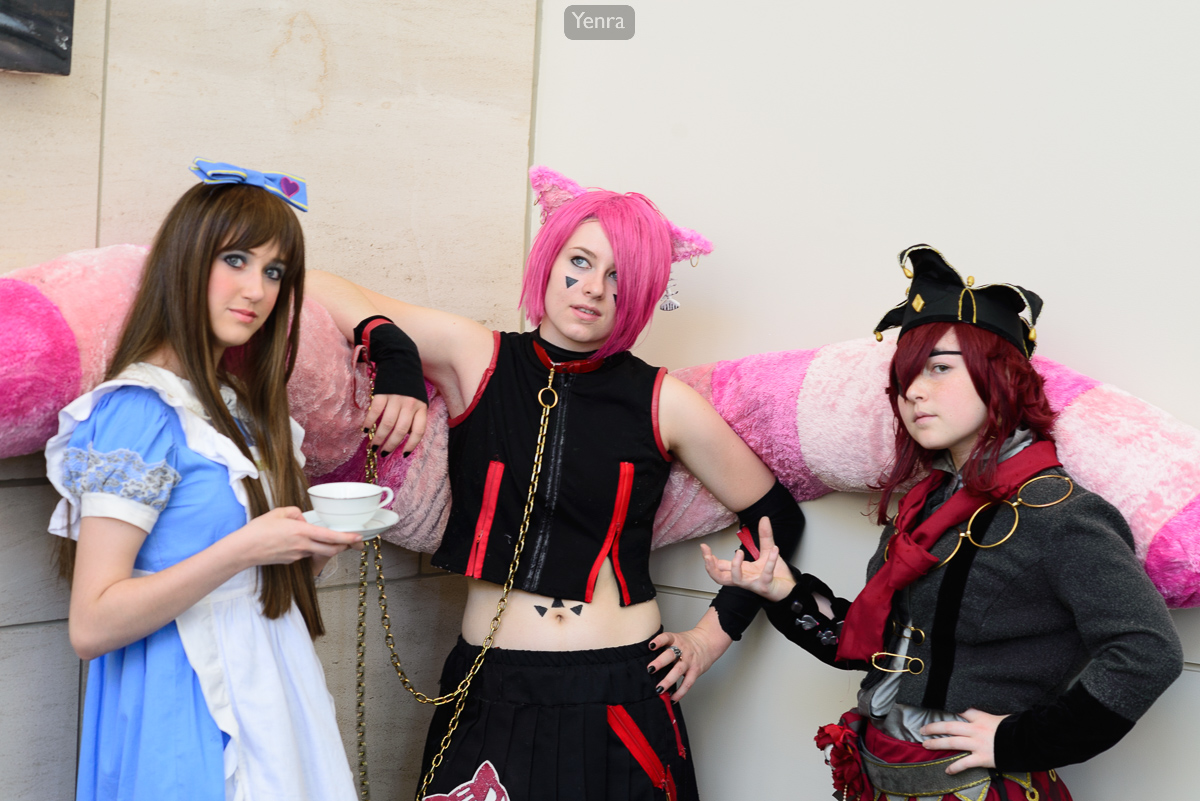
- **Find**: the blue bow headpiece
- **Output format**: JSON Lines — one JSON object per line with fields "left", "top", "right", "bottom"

{"left": 189, "top": 158, "right": 309, "bottom": 212}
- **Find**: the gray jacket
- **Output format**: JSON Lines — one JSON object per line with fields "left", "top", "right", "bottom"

{"left": 767, "top": 467, "right": 1183, "bottom": 771}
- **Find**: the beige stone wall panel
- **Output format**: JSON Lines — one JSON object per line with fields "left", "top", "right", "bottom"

{"left": 0, "top": 453, "right": 48, "bottom": 481}
{"left": 0, "top": 483, "right": 70, "bottom": 627}
{"left": 318, "top": 538, "right": 422, "bottom": 590}
{"left": 97, "top": 0, "right": 537, "bottom": 330}
{"left": 0, "top": 0, "right": 107, "bottom": 272}
{"left": 316, "top": 572, "right": 467, "bottom": 798}
{"left": 0, "top": 620, "right": 79, "bottom": 801}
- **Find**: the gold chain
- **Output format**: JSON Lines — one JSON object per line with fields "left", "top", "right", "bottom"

{"left": 353, "top": 364, "right": 560, "bottom": 801}
{"left": 355, "top": 544, "right": 371, "bottom": 800}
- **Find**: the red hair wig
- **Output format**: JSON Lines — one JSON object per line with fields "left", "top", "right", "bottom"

{"left": 519, "top": 190, "right": 672, "bottom": 359}
{"left": 875, "top": 321, "right": 1056, "bottom": 522}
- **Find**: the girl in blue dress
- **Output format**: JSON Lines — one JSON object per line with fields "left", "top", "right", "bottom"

{"left": 46, "top": 161, "right": 364, "bottom": 801}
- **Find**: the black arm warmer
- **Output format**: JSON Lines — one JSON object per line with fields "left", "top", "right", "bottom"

{"left": 993, "top": 682, "right": 1136, "bottom": 772}
{"left": 762, "top": 567, "right": 865, "bottom": 670}
{"left": 353, "top": 315, "right": 428, "bottom": 404}
{"left": 709, "top": 480, "right": 804, "bottom": 640}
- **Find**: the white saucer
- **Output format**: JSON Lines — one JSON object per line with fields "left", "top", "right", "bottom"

{"left": 304, "top": 509, "right": 399, "bottom": 540}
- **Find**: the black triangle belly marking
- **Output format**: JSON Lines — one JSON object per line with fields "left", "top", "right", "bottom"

{"left": 565, "top": 276, "right": 578, "bottom": 288}
{"left": 536, "top": 598, "right": 582, "bottom": 617}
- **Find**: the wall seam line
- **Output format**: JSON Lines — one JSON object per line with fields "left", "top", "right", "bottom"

{"left": 94, "top": 0, "right": 114, "bottom": 248}
{"left": 518, "top": 0, "right": 545, "bottom": 335}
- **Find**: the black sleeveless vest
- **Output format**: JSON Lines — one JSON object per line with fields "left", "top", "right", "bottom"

{"left": 432, "top": 331, "right": 672, "bottom": 605}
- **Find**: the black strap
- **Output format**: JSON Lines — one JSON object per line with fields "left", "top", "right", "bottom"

{"left": 989, "top": 770, "right": 1010, "bottom": 801}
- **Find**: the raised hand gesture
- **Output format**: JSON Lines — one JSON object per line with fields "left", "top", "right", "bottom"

{"left": 700, "top": 517, "right": 796, "bottom": 603}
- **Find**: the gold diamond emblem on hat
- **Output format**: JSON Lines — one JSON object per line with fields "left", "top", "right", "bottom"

{"left": 912, "top": 294, "right": 925, "bottom": 313}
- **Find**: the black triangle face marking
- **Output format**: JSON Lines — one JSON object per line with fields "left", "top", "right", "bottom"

{"left": 534, "top": 605, "right": 548, "bottom": 617}
{"left": 552, "top": 598, "right": 565, "bottom": 608}
{"left": 565, "top": 276, "right": 578, "bottom": 288}
{"left": 571, "top": 605, "right": 583, "bottom": 615}
{"left": 612, "top": 294, "right": 617, "bottom": 303}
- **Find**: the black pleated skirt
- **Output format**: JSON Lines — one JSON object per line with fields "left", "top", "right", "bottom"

{"left": 419, "top": 636, "right": 700, "bottom": 801}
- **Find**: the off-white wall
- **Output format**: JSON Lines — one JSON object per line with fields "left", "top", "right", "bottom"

{"left": 532, "top": 2, "right": 1200, "bottom": 798}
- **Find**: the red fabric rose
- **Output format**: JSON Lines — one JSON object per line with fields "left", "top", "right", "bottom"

{"left": 814, "top": 722, "right": 867, "bottom": 801}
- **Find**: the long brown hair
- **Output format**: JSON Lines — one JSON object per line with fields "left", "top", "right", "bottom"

{"left": 59, "top": 182, "right": 325, "bottom": 636}
{"left": 874, "top": 321, "right": 1057, "bottom": 523}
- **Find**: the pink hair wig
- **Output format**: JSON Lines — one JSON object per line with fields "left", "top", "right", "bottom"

{"left": 519, "top": 190, "right": 672, "bottom": 359}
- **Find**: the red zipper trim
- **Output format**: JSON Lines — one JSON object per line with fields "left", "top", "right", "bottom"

{"left": 606, "top": 704, "right": 677, "bottom": 801}
{"left": 609, "top": 462, "right": 635, "bottom": 605}
{"left": 736, "top": 525, "right": 760, "bottom": 560}
{"left": 659, "top": 692, "right": 687, "bottom": 759}
{"left": 466, "top": 461, "right": 504, "bottom": 578}
{"left": 586, "top": 462, "right": 635, "bottom": 603}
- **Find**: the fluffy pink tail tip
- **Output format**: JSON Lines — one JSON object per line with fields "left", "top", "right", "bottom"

{"left": 0, "top": 278, "right": 81, "bottom": 458}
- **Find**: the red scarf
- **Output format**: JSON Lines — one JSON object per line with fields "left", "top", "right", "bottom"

{"left": 835, "top": 440, "right": 1061, "bottom": 663}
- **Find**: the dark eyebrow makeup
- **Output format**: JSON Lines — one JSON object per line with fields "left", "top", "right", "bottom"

{"left": 929, "top": 350, "right": 962, "bottom": 357}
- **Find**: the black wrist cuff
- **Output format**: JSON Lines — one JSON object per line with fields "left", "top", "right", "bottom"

{"left": 762, "top": 567, "right": 859, "bottom": 668}
{"left": 709, "top": 480, "right": 805, "bottom": 641}
{"left": 352, "top": 316, "right": 428, "bottom": 404}
{"left": 993, "top": 682, "right": 1135, "bottom": 771}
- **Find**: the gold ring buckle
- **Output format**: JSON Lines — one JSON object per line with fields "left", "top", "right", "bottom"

{"left": 870, "top": 652, "right": 925, "bottom": 675}
{"left": 537, "top": 386, "right": 558, "bottom": 409}
{"left": 930, "top": 530, "right": 967, "bottom": 570}
{"left": 898, "top": 625, "right": 925, "bottom": 645}
{"left": 964, "top": 500, "right": 1019, "bottom": 549}
{"left": 1014, "top": 474, "right": 1074, "bottom": 508}
{"left": 1025, "top": 788, "right": 1039, "bottom": 801}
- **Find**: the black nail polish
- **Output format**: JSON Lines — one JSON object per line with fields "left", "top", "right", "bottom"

{"left": 402, "top": 450, "right": 411, "bottom": 458}
{"left": 380, "top": 450, "right": 391, "bottom": 459}
{"left": 646, "top": 665, "right": 656, "bottom": 675}
{"left": 362, "top": 428, "right": 370, "bottom": 434}
{"left": 655, "top": 686, "right": 664, "bottom": 694}
{"left": 648, "top": 642, "right": 658, "bottom": 651}
{"left": 369, "top": 445, "right": 378, "bottom": 453}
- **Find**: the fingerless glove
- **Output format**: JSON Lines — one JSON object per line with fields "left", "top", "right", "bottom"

{"left": 709, "top": 480, "right": 805, "bottom": 640}
{"left": 353, "top": 315, "right": 428, "bottom": 404}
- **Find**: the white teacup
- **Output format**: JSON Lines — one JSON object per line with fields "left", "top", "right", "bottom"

{"left": 308, "top": 482, "right": 395, "bottom": 531}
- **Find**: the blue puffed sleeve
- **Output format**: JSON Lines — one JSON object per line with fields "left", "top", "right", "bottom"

{"left": 60, "top": 387, "right": 183, "bottom": 534}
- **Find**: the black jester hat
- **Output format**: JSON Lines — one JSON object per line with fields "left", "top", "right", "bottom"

{"left": 873, "top": 244, "right": 1043, "bottom": 358}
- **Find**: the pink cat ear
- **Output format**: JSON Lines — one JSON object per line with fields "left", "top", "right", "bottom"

{"left": 667, "top": 221, "right": 713, "bottom": 264}
{"left": 529, "top": 164, "right": 713, "bottom": 265}
{"left": 530, "top": 166, "right": 587, "bottom": 224}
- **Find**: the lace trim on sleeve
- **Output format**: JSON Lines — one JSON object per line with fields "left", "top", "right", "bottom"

{"left": 62, "top": 446, "right": 181, "bottom": 511}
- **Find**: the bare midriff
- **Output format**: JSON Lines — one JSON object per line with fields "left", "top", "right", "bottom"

{"left": 461, "top": 558, "right": 661, "bottom": 651}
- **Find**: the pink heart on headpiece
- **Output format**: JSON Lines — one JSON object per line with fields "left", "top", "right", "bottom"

{"left": 280, "top": 177, "right": 300, "bottom": 198}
